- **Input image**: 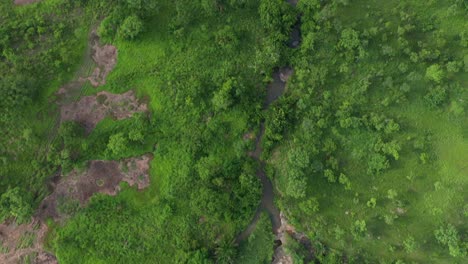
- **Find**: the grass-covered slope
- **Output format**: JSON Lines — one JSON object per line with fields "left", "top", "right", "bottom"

{"left": 2, "top": 0, "right": 467, "bottom": 263}
{"left": 269, "top": 0, "right": 467, "bottom": 263}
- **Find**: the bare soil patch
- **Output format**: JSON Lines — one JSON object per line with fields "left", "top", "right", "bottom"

{"left": 37, "top": 154, "right": 152, "bottom": 221}
{"left": 60, "top": 90, "right": 147, "bottom": 133}
{"left": 14, "top": 0, "right": 41, "bottom": 5}
{"left": 0, "top": 155, "right": 151, "bottom": 263}
{"left": 56, "top": 30, "right": 117, "bottom": 102}
{"left": 87, "top": 41, "right": 117, "bottom": 87}
{"left": 0, "top": 220, "right": 56, "bottom": 264}
{"left": 273, "top": 212, "right": 315, "bottom": 263}
{"left": 1, "top": 26, "right": 147, "bottom": 263}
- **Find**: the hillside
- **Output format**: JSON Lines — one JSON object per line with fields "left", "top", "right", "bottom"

{"left": 0, "top": 0, "right": 466, "bottom": 263}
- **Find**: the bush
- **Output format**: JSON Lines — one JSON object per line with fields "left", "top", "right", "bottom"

{"left": 424, "top": 86, "right": 447, "bottom": 109}
{"left": 434, "top": 224, "right": 466, "bottom": 257}
{"left": 0, "top": 187, "right": 32, "bottom": 224}
{"left": 425, "top": 64, "right": 445, "bottom": 83}
{"left": 97, "top": 15, "right": 120, "bottom": 42}
{"left": 118, "top": 15, "right": 144, "bottom": 40}
{"left": 106, "top": 132, "right": 128, "bottom": 157}
{"left": 403, "top": 235, "right": 417, "bottom": 253}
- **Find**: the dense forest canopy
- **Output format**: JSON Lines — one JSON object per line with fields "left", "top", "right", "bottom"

{"left": 0, "top": 0, "right": 467, "bottom": 263}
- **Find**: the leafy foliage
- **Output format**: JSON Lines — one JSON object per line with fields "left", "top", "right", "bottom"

{"left": 119, "top": 15, "right": 144, "bottom": 40}
{"left": 0, "top": 187, "right": 32, "bottom": 224}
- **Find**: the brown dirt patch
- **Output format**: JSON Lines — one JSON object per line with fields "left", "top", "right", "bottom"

{"left": 14, "top": 0, "right": 41, "bottom": 5}
{"left": 60, "top": 90, "right": 147, "bottom": 133}
{"left": 0, "top": 220, "right": 56, "bottom": 264}
{"left": 37, "top": 154, "right": 152, "bottom": 222}
{"left": 55, "top": 30, "right": 117, "bottom": 103}
{"left": 87, "top": 41, "right": 117, "bottom": 87}
{"left": 0, "top": 154, "right": 151, "bottom": 263}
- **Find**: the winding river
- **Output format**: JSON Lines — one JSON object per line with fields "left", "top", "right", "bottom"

{"left": 235, "top": 0, "right": 301, "bottom": 245}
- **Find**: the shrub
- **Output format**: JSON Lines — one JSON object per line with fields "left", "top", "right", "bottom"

{"left": 118, "top": 15, "right": 144, "bottom": 40}
{"left": 403, "top": 235, "right": 417, "bottom": 253}
{"left": 0, "top": 187, "right": 32, "bottom": 224}
{"left": 425, "top": 64, "right": 445, "bottom": 83}
{"left": 434, "top": 224, "right": 466, "bottom": 257}
{"left": 97, "top": 15, "right": 120, "bottom": 41}
{"left": 366, "top": 198, "right": 377, "bottom": 208}
{"left": 424, "top": 86, "right": 447, "bottom": 109}
{"left": 106, "top": 132, "right": 128, "bottom": 157}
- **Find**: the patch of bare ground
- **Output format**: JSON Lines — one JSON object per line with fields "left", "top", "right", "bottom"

{"left": 60, "top": 90, "right": 147, "bottom": 133}
{"left": 0, "top": 220, "right": 57, "bottom": 264}
{"left": 273, "top": 212, "right": 315, "bottom": 264}
{"left": 56, "top": 30, "right": 117, "bottom": 103}
{"left": 0, "top": 155, "right": 151, "bottom": 263}
{"left": 14, "top": 0, "right": 41, "bottom": 5}
{"left": 0, "top": 26, "right": 148, "bottom": 263}
{"left": 37, "top": 154, "right": 152, "bottom": 222}
{"left": 87, "top": 41, "right": 117, "bottom": 87}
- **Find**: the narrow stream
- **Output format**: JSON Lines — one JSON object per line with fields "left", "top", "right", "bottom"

{"left": 235, "top": 0, "right": 301, "bottom": 244}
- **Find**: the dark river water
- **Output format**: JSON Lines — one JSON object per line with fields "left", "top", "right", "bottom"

{"left": 235, "top": 0, "right": 301, "bottom": 245}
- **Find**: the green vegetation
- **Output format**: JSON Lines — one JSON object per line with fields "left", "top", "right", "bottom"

{"left": 269, "top": 0, "right": 468, "bottom": 263}
{"left": 0, "top": 187, "right": 32, "bottom": 224}
{"left": 0, "top": 0, "right": 91, "bottom": 217}
{"left": 47, "top": 0, "right": 288, "bottom": 263}
{"left": 1, "top": 0, "right": 467, "bottom": 263}
{"left": 236, "top": 213, "right": 275, "bottom": 264}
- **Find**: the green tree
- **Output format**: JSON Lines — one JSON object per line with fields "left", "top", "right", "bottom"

{"left": 352, "top": 220, "right": 367, "bottom": 238}
{"left": 97, "top": 14, "right": 120, "bottom": 41}
{"left": 215, "top": 238, "right": 236, "bottom": 264}
{"left": 0, "top": 75, "right": 35, "bottom": 123}
{"left": 0, "top": 187, "right": 32, "bottom": 224}
{"left": 119, "top": 15, "right": 144, "bottom": 40}
{"left": 424, "top": 86, "right": 447, "bottom": 108}
{"left": 434, "top": 224, "right": 466, "bottom": 257}
{"left": 284, "top": 147, "right": 310, "bottom": 198}
{"left": 299, "top": 197, "right": 319, "bottom": 216}
{"left": 338, "top": 173, "right": 351, "bottom": 190}
{"left": 338, "top": 28, "right": 360, "bottom": 50}
{"left": 259, "top": 0, "right": 295, "bottom": 33}
{"left": 403, "top": 235, "right": 417, "bottom": 253}
{"left": 106, "top": 132, "right": 128, "bottom": 157}
{"left": 212, "top": 78, "right": 235, "bottom": 111}
{"left": 425, "top": 64, "right": 445, "bottom": 83}
{"left": 366, "top": 198, "right": 377, "bottom": 208}
{"left": 367, "top": 153, "right": 390, "bottom": 175}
